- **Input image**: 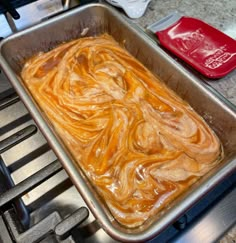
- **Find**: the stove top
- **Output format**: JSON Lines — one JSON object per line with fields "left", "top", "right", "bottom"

{"left": 0, "top": 0, "right": 37, "bottom": 18}
{"left": 0, "top": 0, "right": 79, "bottom": 37}
{"left": 0, "top": 1, "right": 235, "bottom": 242}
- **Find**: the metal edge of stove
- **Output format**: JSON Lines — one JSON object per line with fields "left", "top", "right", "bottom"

{"left": 0, "top": 14, "right": 13, "bottom": 38}
{"left": 170, "top": 184, "right": 236, "bottom": 243}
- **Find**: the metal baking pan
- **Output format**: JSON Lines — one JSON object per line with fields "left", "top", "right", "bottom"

{"left": 0, "top": 3, "right": 235, "bottom": 242}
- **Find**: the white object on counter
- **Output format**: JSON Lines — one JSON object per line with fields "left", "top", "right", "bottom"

{"left": 105, "top": 0, "right": 151, "bottom": 19}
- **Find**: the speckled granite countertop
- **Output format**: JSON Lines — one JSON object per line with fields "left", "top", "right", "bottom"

{"left": 131, "top": 0, "right": 236, "bottom": 107}
{"left": 104, "top": 0, "right": 236, "bottom": 242}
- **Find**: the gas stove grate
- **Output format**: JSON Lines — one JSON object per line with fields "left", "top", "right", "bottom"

{"left": 2, "top": 207, "right": 89, "bottom": 243}
{"left": 0, "top": 0, "right": 38, "bottom": 15}
{"left": 0, "top": 91, "right": 89, "bottom": 243}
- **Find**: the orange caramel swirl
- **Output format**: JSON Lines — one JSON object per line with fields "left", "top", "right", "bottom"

{"left": 21, "top": 34, "right": 223, "bottom": 227}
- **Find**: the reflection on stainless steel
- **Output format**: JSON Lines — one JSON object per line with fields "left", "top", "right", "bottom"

{"left": 0, "top": 14, "right": 12, "bottom": 37}
{"left": 0, "top": 216, "right": 12, "bottom": 242}
{"left": 0, "top": 70, "right": 12, "bottom": 94}
{"left": 2, "top": 0, "right": 80, "bottom": 34}
{"left": 5, "top": 12, "right": 18, "bottom": 33}
{"left": 0, "top": 125, "right": 37, "bottom": 154}
{"left": 171, "top": 187, "right": 236, "bottom": 243}
{"left": 63, "top": 0, "right": 71, "bottom": 10}
{"left": 12, "top": 0, "right": 64, "bottom": 31}
{"left": 0, "top": 4, "right": 235, "bottom": 242}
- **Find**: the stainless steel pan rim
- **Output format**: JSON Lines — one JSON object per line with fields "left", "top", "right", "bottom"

{"left": 0, "top": 3, "right": 235, "bottom": 242}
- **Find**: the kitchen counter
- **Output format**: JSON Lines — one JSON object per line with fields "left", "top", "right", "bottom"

{"left": 129, "top": 0, "right": 236, "bottom": 107}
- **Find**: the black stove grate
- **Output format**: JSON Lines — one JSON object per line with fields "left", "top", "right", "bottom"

{"left": 0, "top": 0, "right": 37, "bottom": 19}
{"left": 0, "top": 91, "right": 89, "bottom": 243}
{"left": 0, "top": 0, "right": 37, "bottom": 14}
{"left": 2, "top": 207, "right": 89, "bottom": 243}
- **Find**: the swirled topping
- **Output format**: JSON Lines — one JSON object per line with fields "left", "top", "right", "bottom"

{"left": 21, "top": 34, "right": 223, "bottom": 228}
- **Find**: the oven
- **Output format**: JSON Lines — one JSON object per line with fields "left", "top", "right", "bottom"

{"left": 0, "top": 1, "right": 235, "bottom": 242}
